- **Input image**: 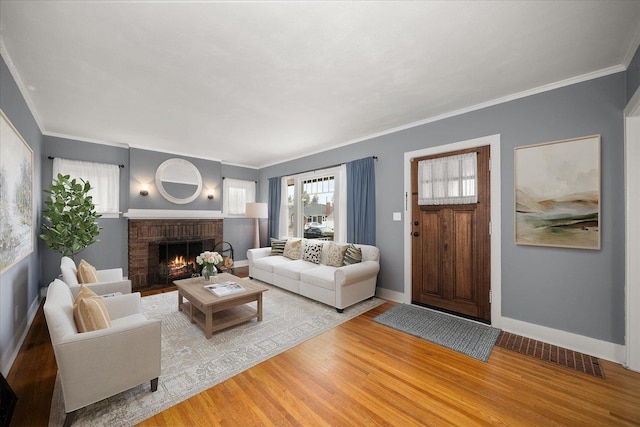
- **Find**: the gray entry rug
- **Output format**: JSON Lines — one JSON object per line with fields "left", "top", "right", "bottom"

{"left": 48, "top": 282, "right": 384, "bottom": 427}
{"left": 373, "top": 304, "right": 500, "bottom": 362}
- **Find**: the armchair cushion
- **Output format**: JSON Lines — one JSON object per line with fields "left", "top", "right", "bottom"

{"left": 77, "top": 259, "right": 99, "bottom": 284}
{"left": 73, "top": 295, "right": 111, "bottom": 332}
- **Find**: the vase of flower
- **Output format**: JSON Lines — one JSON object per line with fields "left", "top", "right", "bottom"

{"left": 201, "top": 264, "right": 217, "bottom": 282}
{"left": 196, "top": 251, "right": 223, "bottom": 283}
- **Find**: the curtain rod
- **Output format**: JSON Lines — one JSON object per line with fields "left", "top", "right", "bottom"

{"left": 287, "top": 155, "right": 378, "bottom": 177}
{"left": 48, "top": 156, "right": 125, "bottom": 168}
{"left": 222, "top": 177, "right": 257, "bottom": 183}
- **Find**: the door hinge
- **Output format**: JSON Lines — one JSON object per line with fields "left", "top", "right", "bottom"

{"left": 489, "top": 290, "right": 492, "bottom": 304}
{"left": 488, "top": 157, "right": 492, "bottom": 172}
{"left": 488, "top": 221, "right": 492, "bottom": 235}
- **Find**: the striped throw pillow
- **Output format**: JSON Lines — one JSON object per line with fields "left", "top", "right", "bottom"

{"left": 270, "top": 238, "right": 287, "bottom": 256}
{"left": 73, "top": 285, "right": 111, "bottom": 332}
{"left": 343, "top": 244, "right": 362, "bottom": 266}
{"left": 76, "top": 259, "right": 99, "bottom": 284}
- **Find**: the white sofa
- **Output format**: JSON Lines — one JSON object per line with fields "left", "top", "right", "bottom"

{"left": 60, "top": 256, "right": 132, "bottom": 298}
{"left": 248, "top": 240, "right": 380, "bottom": 312}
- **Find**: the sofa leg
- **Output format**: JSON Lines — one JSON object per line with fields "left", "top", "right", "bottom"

{"left": 151, "top": 377, "right": 158, "bottom": 392}
{"left": 336, "top": 308, "right": 344, "bottom": 313}
{"left": 249, "top": 276, "right": 254, "bottom": 280}
{"left": 63, "top": 410, "right": 78, "bottom": 427}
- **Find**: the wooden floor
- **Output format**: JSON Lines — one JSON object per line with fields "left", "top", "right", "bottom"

{"left": 7, "top": 283, "right": 640, "bottom": 426}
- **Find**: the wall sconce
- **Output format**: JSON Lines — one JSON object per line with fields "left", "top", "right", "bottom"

{"left": 207, "top": 191, "right": 214, "bottom": 200}
{"left": 139, "top": 184, "right": 149, "bottom": 196}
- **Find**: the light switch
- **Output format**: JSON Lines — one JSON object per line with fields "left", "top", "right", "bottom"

{"left": 393, "top": 212, "right": 402, "bottom": 221}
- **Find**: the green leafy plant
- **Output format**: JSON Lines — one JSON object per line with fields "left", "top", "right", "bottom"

{"left": 40, "top": 173, "right": 101, "bottom": 260}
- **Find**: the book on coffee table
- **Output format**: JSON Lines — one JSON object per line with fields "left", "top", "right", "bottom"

{"left": 204, "top": 281, "right": 246, "bottom": 297}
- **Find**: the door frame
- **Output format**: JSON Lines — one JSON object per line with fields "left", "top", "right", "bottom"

{"left": 404, "top": 134, "right": 502, "bottom": 327}
{"left": 625, "top": 88, "right": 640, "bottom": 372}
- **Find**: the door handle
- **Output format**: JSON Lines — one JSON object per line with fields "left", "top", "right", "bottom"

{"left": 412, "top": 232, "right": 420, "bottom": 237}
{"left": 414, "top": 221, "right": 419, "bottom": 226}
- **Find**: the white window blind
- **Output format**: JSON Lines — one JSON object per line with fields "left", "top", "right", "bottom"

{"left": 53, "top": 158, "right": 120, "bottom": 216}
{"left": 418, "top": 152, "right": 477, "bottom": 205}
{"left": 223, "top": 178, "right": 256, "bottom": 215}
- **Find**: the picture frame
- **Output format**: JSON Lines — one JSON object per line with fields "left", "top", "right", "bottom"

{"left": 0, "top": 109, "right": 34, "bottom": 273}
{"left": 514, "top": 135, "right": 600, "bottom": 250}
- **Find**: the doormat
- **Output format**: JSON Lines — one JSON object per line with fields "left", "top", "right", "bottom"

{"left": 373, "top": 304, "right": 501, "bottom": 362}
{"left": 495, "top": 331, "right": 604, "bottom": 378}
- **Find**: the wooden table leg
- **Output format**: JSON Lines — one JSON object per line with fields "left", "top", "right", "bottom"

{"left": 257, "top": 292, "right": 263, "bottom": 321}
{"left": 178, "top": 291, "right": 183, "bottom": 312}
{"left": 205, "top": 310, "right": 213, "bottom": 339}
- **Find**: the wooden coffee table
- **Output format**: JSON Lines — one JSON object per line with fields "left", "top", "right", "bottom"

{"left": 174, "top": 273, "right": 268, "bottom": 339}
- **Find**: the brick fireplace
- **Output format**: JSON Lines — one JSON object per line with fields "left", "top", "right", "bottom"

{"left": 128, "top": 219, "right": 223, "bottom": 290}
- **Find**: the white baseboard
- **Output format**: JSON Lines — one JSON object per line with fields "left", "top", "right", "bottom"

{"left": 370, "top": 288, "right": 626, "bottom": 365}
{"left": 1, "top": 295, "right": 41, "bottom": 376}
{"left": 501, "top": 316, "right": 626, "bottom": 364}
{"left": 375, "top": 287, "right": 404, "bottom": 303}
{"left": 234, "top": 259, "right": 249, "bottom": 268}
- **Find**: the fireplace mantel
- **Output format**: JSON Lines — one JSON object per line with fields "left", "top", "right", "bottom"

{"left": 124, "top": 209, "right": 225, "bottom": 219}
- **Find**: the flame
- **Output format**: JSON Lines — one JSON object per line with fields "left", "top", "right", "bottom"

{"left": 169, "top": 255, "right": 185, "bottom": 267}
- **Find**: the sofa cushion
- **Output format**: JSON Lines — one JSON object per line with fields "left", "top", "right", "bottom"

{"left": 303, "top": 242, "right": 323, "bottom": 264}
{"left": 253, "top": 255, "right": 291, "bottom": 273}
{"left": 343, "top": 244, "right": 363, "bottom": 265}
{"left": 77, "top": 259, "right": 99, "bottom": 284}
{"left": 326, "top": 243, "right": 348, "bottom": 267}
{"left": 283, "top": 238, "right": 303, "bottom": 260}
{"left": 73, "top": 285, "right": 111, "bottom": 332}
{"left": 300, "top": 266, "right": 337, "bottom": 291}
{"left": 273, "top": 259, "right": 320, "bottom": 280}
{"left": 270, "top": 238, "right": 287, "bottom": 256}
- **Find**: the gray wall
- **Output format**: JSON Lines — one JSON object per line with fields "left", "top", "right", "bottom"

{"left": 260, "top": 72, "right": 626, "bottom": 345}
{"left": 129, "top": 148, "right": 222, "bottom": 211}
{"left": 40, "top": 136, "right": 130, "bottom": 285}
{"left": 627, "top": 46, "right": 640, "bottom": 102}
{"left": 0, "top": 56, "right": 43, "bottom": 375}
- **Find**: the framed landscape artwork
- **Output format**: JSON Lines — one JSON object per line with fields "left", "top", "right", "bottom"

{"left": 515, "top": 135, "right": 600, "bottom": 250}
{"left": 0, "top": 109, "right": 34, "bottom": 273}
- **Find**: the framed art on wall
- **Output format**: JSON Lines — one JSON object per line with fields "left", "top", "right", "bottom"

{"left": 514, "top": 135, "right": 600, "bottom": 250}
{"left": 0, "top": 109, "right": 34, "bottom": 273}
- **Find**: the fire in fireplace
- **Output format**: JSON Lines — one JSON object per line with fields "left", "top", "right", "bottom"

{"left": 150, "top": 239, "right": 215, "bottom": 286}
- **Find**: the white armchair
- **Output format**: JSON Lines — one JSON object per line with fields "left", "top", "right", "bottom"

{"left": 44, "top": 279, "right": 161, "bottom": 427}
{"left": 60, "top": 256, "right": 132, "bottom": 298}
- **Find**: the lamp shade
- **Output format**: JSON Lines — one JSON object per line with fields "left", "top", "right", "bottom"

{"left": 245, "top": 202, "right": 268, "bottom": 218}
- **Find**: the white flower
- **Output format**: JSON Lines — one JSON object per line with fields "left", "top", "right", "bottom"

{"left": 197, "top": 251, "right": 222, "bottom": 266}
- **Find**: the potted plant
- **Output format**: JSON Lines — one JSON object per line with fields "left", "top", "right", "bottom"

{"left": 40, "top": 173, "right": 101, "bottom": 260}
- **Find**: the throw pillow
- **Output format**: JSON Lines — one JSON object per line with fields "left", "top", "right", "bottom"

{"left": 326, "top": 243, "right": 348, "bottom": 267}
{"left": 303, "top": 243, "right": 323, "bottom": 264}
{"left": 343, "top": 244, "right": 363, "bottom": 266}
{"left": 283, "top": 239, "right": 303, "bottom": 260}
{"left": 270, "top": 238, "right": 287, "bottom": 256}
{"left": 76, "top": 259, "right": 99, "bottom": 284}
{"left": 73, "top": 285, "right": 111, "bottom": 333}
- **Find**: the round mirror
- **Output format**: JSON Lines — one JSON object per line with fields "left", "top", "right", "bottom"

{"left": 155, "top": 158, "right": 203, "bottom": 204}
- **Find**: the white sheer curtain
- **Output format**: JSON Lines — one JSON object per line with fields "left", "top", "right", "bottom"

{"left": 222, "top": 178, "right": 255, "bottom": 215}
{"left": 53, "top": 158, "right": 120, "bottom": 216}
{"left": 418, "top": 152, "right": 477, "bottom": 205}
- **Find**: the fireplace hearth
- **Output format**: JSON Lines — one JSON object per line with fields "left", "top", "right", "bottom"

{"left": 128, "top": 219, "right": 223, "bottom": 291}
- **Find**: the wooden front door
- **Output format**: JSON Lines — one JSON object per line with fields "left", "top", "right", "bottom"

{"left": 411, "top": 145, "right": 491, "bottom": 322}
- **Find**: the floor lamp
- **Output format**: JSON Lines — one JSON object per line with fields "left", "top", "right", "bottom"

{"left": 246, "top": 202, "right": 268, "bottom": 248}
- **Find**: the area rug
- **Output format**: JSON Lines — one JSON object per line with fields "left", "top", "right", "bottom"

{"left": 495, "top": 331, "right": 604, "bottom": 378}
{"left": 373, "top": 304, "right": 500, "bottom": 362}
{"left": 48, "top": 282, "right": 384, "bottom": 427}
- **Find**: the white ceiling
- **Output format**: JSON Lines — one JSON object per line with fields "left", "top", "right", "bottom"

{"left": 1, "top": 1, "right": 640, "bottom": 168}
